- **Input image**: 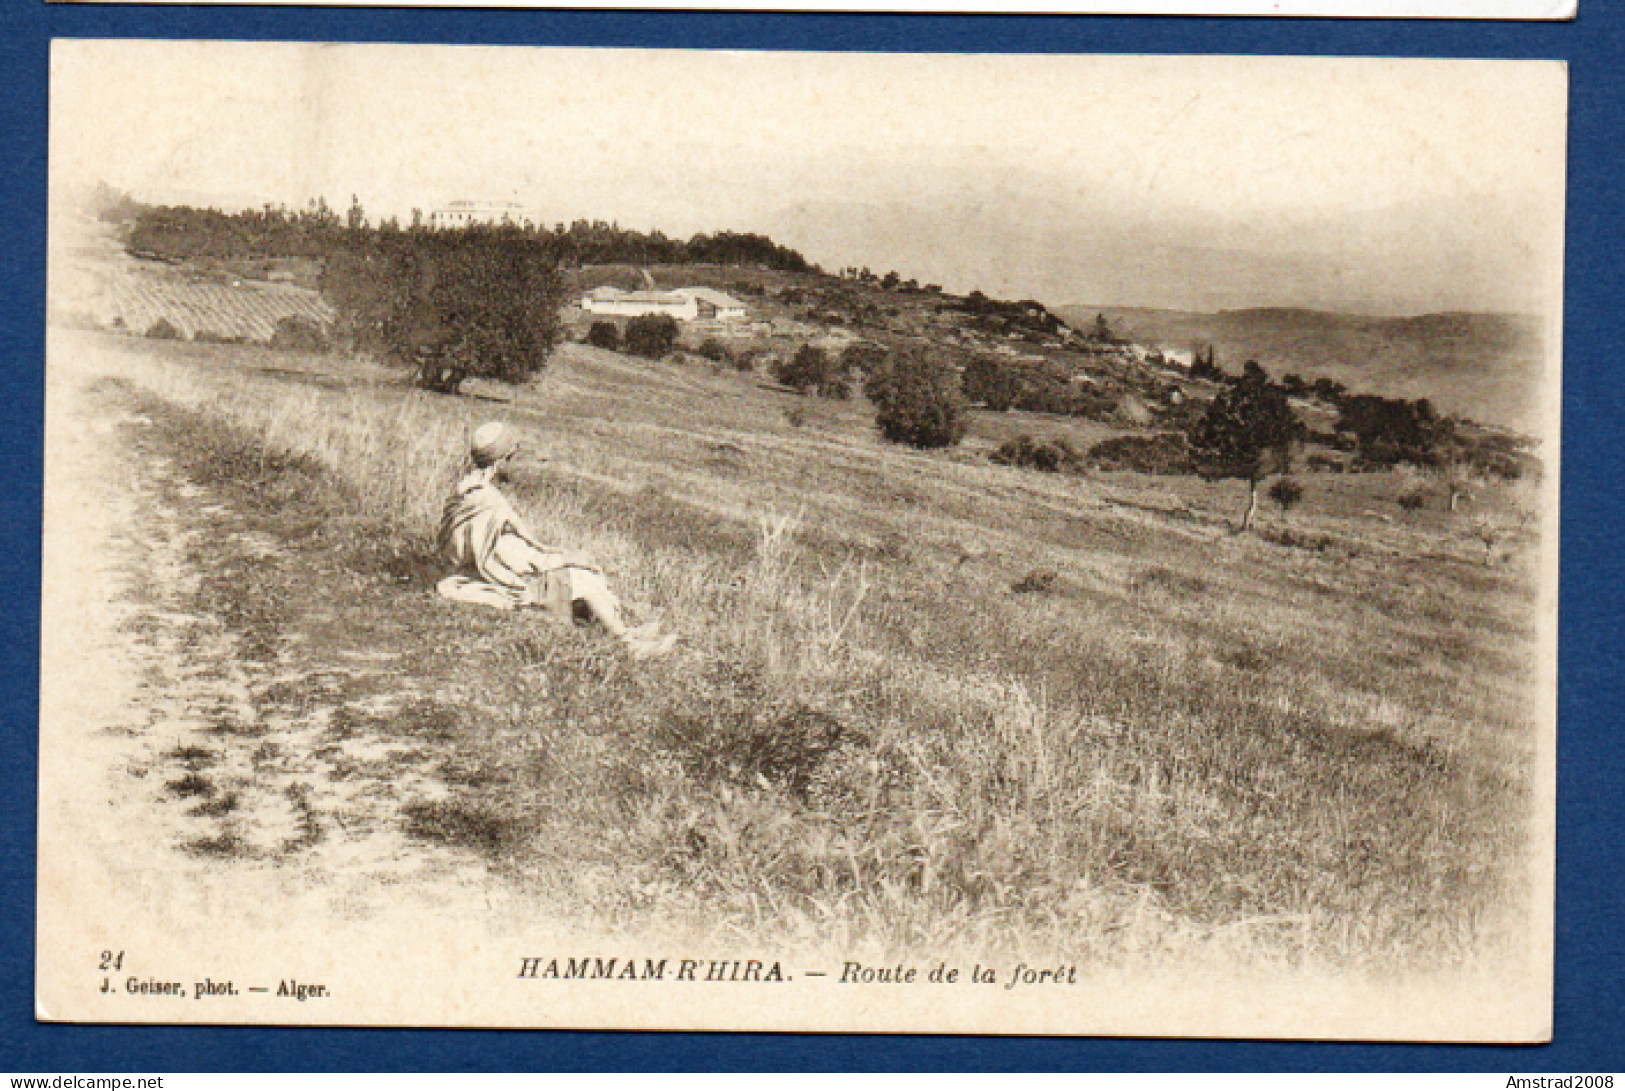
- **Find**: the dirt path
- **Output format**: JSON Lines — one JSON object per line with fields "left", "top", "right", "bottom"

{"left": 38, "top": 341, "right": 517, "bottom": 954}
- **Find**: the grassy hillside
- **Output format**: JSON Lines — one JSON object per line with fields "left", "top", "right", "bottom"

{"left": 1060, "top": 305, "right": 1548, "bottom": 433}
{"left": 61, "top": 312, "right": 1548, "bottom": 975}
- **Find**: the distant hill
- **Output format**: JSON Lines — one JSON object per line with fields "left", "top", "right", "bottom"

{"left": 1057, "top": 305, "right": 1549, "bottom": 433}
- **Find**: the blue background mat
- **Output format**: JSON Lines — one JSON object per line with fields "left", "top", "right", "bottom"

{"left": 2, "top": 2, "right": 1619, "bottom": 1071}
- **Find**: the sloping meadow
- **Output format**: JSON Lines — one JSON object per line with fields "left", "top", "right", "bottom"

{"left": 95, "top": 332, "right": 1545, "bottom": 974}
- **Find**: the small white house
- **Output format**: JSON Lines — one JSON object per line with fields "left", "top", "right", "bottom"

{"left": 674, "top": 287, "right": 748, "bottom": 321}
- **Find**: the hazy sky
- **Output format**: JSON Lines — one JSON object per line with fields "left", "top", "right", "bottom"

{"left": 51, "top": 42, "right": 1566, "bottom": 315}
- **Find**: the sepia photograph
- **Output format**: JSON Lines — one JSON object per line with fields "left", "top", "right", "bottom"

{"left": 38, "top": 41, "right": 1563, "bottom": 1039}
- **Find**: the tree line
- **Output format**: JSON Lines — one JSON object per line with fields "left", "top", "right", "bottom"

{"left": 111, "top": 196, "right": 819, "bottom": 394}
{"left": 120, "top": 198, "right": 816, "bottom": 274}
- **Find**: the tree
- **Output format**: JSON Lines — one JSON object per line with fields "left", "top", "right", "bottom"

{"left": 346, "top": 194, "right": 366, "bottom": 232}
{"left": 624, "top": 313, "right": 679, "bottom": 359}
{"left": 1310, "top": 377, "right": 1347, "bottom": 405}
{"left": 320, "top": 240, "right": 412, "bottom": 356}
{"left": 586, "top": 321, "right": 620, "bottom": 351}
{"left": 365, "top": 229, "right": 566, "bottom": 393}
{"left": 1189, "top": 369, "right": 1301, "bottom": 532}
{"left": 1335, "top": 394, "right": 1446, "bottom": 468}
{"left": 865, "top": 347, "right": 967, "bottom": 449}
{"left": 1190, "top": 344, "right": 1225, "bottom": 382}
{"left": 1431, "top": 423, "right": 1532, "bottom": 512}
{"left": 403, "top": 232, "right": 568, "bottom": 395}
{"left": 774, "top": 343, "right": 827, "bottom": 393}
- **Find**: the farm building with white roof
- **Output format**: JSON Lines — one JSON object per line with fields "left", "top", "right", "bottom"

{"left": 579, "top": 286, "right": 748, "bottom": 322}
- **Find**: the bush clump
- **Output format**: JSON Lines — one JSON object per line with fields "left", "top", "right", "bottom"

{"left": 773, "top": 343, "right": 849, "bottom": 398}
{"left": 1086, "top": 432, "right": 1192, "bottom": 474}
{"left": 1014, "top": 382, "right": 1117, "bottom": 420}
{"left": 1397, "top": 488, "right": 1429, "bottom": 512}
{"left": 864, "top": 348, "right": 967, "bottom": 450}
{"left": 1306, "top": 453, "right": 1345, "bottom": 473}
{"left": 269, "top": 315, "right": 330, "bottom": 352}
{"left": 191, "top": 330, "right": 245, "bottom": 345}
{"left": 146, "top": 317, "right": 183, "bottom": 340}
{"left": 1011, "top": 569, "right": 1061, "bottom": 595}
{"left": 624, "top": 313, "right": 680, "bottom": 359}
{"left": 585, "top": 321, "right": 620, "bottom": 351}
{"left": 962, "top": 354, "right": 1022, "bottom": 412}
{"left": 840, "top": 341, "right": 889, "bottom": 378}
{"left": 1268, "top": 476, "right": 1304, "bottom": 512}
{"left": 992, "top": 434, "right": 1084, "bottom": 474}
{"left": 1258, "top": 526, "right": 1336, "bottom": 552}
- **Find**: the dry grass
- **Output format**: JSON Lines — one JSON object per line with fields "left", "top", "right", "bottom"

{"left": 73, "top": 328, "right": 1546, "bottom": 974}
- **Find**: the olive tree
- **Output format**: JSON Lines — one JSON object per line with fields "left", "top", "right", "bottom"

{"left": 1189, "top": 364, "right": 1301, "bottom": 532}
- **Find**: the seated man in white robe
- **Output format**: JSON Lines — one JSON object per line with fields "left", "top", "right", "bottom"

{"left": 437, "top": 421, "right": 674, "bottom": 659}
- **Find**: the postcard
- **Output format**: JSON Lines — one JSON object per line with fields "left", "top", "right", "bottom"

{"left": 39, "top": 41, "right": 1563, "bottom": 1037}
{"left": 50, "top": 0, "right": 1581, "bottom": 20}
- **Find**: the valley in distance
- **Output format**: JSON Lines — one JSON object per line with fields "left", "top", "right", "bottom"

{"left": 39, "top": 186, "right": 1554, "bottom": 1038}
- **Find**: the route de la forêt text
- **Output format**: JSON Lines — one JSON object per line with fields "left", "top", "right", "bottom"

{"left": 517, "top": 956, "right": 1078, "bottom": 989}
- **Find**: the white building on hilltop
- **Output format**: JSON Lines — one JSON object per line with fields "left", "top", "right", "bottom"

{"left": 579, "top": 286, "right": 748, "bottom": 323}
{"left": 428, "top": 201, "right": 530, "bottom": 229}
{"left": 676, "top": 287, "right": 748, "bottom": 321}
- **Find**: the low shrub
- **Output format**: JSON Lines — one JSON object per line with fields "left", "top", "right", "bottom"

{"left": 1014, "top": 383, "right": 1117, "bottom": 420}
{"left": 1257, "top": 526, "right": 1336, "bottom": 552}
{"left": 992, "top": 433, "right": 1084, "bottom": 474}
{"left": 146, "top": 317, "right": 183, "bottom": 340}
{"left": 962, "top": 354, "right": 1021, "bottom": 412}
{"left": 840, "top": 341, "right": 888, "bottom": 378}
{"left": 1268, "top": 476, "right": 1304, "bottom": 512}
{"left": 1306, "top": 453, "right": 1345, "bottom": 473}
{"left": 697, "top": 336, "right": 730, "bottom": 363}
{"left": 1011, "top": 569, "right": 1060, "bottom": 595}
{"left": 269, "top": 315, "right": 329, "bottom": 352}
{"left": 1087, "top": 432, "right": 1192, "bottom": 474}
{"left": 1129, "top": 566, "right": 1208, "bottom": 596}
{"left": 773, "top": 343, "right": 849, "bottom": 398}
{"left": 624, "top": 313, "right": 679, "bottom": 359}
{"left": 1397, "top": 488, "right": 1429, "bottom": 512}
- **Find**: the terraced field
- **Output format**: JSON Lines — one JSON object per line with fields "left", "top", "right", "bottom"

{"left": 64, "top": 242, "right": 336, "bottom": 344}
